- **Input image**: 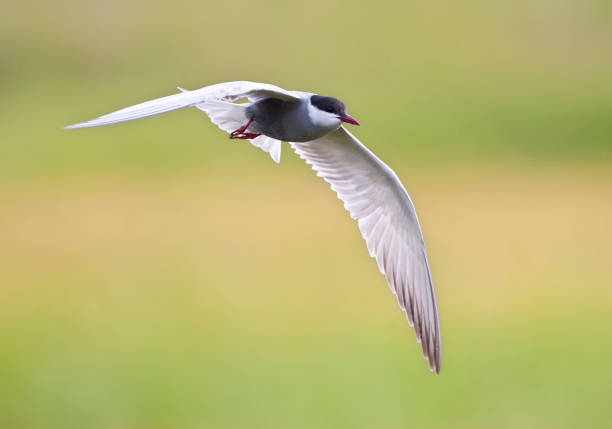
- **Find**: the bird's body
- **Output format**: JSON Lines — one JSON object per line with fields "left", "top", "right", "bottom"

{"left": 65, "top": 81, "right": 442, "bottom": 374}
{"left": 245, "top": 97, "right": 334, "bottom": 142}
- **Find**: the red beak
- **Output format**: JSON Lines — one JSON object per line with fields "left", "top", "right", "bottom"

{"left": 338, "top": 114, "right": 360, "bottom": 126}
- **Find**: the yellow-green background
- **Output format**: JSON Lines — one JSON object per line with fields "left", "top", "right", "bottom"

{"left": 2, "top": 1, "right": 611, "bottom": 428}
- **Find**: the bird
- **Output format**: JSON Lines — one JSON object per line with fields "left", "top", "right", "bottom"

{"left": 65, "top": 81, "right": 442, "bottom": 374}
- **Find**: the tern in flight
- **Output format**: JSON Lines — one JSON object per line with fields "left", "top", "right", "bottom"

{"left": 66, "top": 81, "right": 442, "bottom": 373}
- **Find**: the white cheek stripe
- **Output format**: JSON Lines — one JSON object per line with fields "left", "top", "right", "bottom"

{"left": 307, "top": 98, "right": 340, "bottom": 129}
{"left": 306, "top": 99, "right": 320, "bottom": 124}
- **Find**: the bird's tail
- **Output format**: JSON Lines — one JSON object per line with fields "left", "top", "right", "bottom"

{"left": 182, "top": 90, "right": 282, "bottom": 164}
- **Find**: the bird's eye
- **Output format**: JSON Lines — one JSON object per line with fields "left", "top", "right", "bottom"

{"left": 325, "top": 108, "right": 335, "bottom": 113}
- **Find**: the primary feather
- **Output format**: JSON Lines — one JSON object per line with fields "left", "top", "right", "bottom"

{"left": 64, "top": 81, "right": 293, "bottom": 162}
{"left": 291, "top": 128, "right": 441, "bottom": 373}
{"left": 64, "top": 81, "right": 299, "bottom": 129}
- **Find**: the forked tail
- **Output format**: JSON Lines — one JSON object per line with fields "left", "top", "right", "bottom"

{"left": 180, "top": 88, "right": 282, "bottom": 163}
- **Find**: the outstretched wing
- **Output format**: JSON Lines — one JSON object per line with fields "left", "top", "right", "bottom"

{"left": 64, "top": 81, "right": 300, "bottom": 129}
{"left": 291, "top": 127, "right": 441, "bottom": 374}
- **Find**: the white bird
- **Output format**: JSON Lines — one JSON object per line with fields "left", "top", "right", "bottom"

{"left": 65, "top": 81, "right": 442, "bottom": 373}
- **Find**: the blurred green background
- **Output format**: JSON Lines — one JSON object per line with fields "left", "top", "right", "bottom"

{"left": 1, "top": 1, "right": 611, "bottom": 428}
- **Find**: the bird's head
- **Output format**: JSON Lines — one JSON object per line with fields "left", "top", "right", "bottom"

{"left": 309, "top": 95, "right": 360, "bottom": 128}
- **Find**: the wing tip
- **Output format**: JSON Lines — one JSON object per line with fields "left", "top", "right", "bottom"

{"left": 425, "top": 332, "right": 442, "bottom": 375}
{"left": 64, "top": 122, "right": 88, "bottom": 130}
{"left": 433, "top": 356, "right": 441, "bottom": 375}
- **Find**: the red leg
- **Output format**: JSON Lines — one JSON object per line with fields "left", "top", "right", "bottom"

{"left": 232, "top": 132, "right": 261, "bottom": 140}
{"left": 230, "top": 118, "right": 261, "bottom": 139}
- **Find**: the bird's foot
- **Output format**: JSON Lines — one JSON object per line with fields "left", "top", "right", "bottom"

{"left": 230, "top": 118, "right": 260, "bottom": 140}
{"left": 230, "top": 132, "right": 261, "bottom": 140}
